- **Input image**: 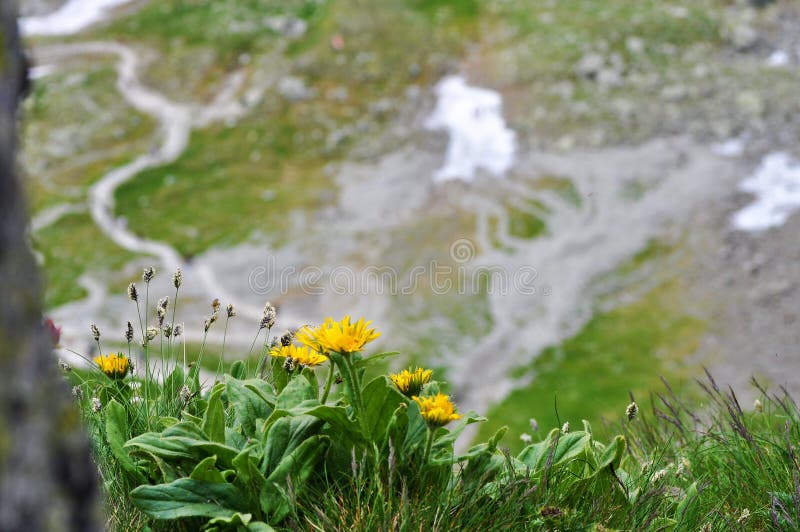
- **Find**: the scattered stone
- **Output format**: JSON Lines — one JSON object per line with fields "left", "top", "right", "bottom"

{"left": 661, "top": 85, "right": 689, "bottom": 102}
{"left": 736, "top": 91, "right": 764, "bottom": 118}
{"left": 575, "top": 52, "right": 605, "bottom": 79}
{"left": 277, "top": 76, "right": 315, "bottom": 101}
{"left": 625, "top": 36, "right": 645, "bottom": 55}
{"left": 597, "top": 69, "right": 624, "bottom": 89}
{"left": 723, "top": 14, "right": 759, "bottom": 51}
{"left": 263, "top": 15, "right": 307, "bottom": 39}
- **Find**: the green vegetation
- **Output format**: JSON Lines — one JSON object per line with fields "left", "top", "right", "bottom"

{"left": 61, "top": 269, "right": 800, "bottom": 530}
{"left": 32, "top": 212, "right": 137, "bottom": 308}
{"left": 23, "top": 63, "right": 156, "bottom": 213}
{"left": 477, "top": 237, "right": 702, "bottom": 451}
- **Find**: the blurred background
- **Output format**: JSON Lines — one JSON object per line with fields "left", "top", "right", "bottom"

{"left": 19, "top": 0, "right": 800, "bottom": 449}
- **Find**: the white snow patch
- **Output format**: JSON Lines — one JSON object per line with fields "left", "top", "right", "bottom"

{"left": 733, "top": 152, "right": 800, "bottom": 231}
{"left": 425, "top": 75, "right": 516, "bottom": 182}
{"left": 711, "top": 137, "right": 745, "bottom": 158}
{"left": 20, "top": 0, "right": 134, "bottom": 36}
{"left": 767, "top": 50, "right": 790, "bottom": 67}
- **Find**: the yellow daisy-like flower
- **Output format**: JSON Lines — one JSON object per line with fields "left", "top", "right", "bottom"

{"left": 298, "top": 315, "right": 380, "bottom": 355}
{"left": 93, "top": 353, "right": 131, "bottom": 379}
{"left": 412, "top": 393, "right": 462, "bottom": 428}
{"left": 270, "top": 344, "right": 328, "bottom": 367}
{"left": 390, "top": 367, "right": 433, "bottom": 397}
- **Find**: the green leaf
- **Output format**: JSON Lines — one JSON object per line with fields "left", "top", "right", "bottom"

{"left": 361, "top": 376, "right": 406, "bottom": 442}
{"left": 260, "top": 435, "right": 330, "bottom": 523}
{"left": 203, "top": 383, "right": 227, "bottom": 444}
{"left": 301, "top": 367, "right": 319, "bottom": 395}
{"left": 352, "top": 351, "right": 400, "bottom": 370}
{"left": 126, "top": 422, "right": 239, "bottom": 467}
{"left": 517, "top": 429, "right": 591, "bottom": 474}
{"left": 269, "top": 403, "right": 363, "bottom": 446}
{"left": 227, "top": 378, "right": 274, "bottom": 437}
{"left": 158, "top": 416, "right": 180, "bottom": 430}
{"left": 270, "top": 357, "right": 289, "bottom": 394}
{"left": 233, "top": 446, "right": 266, "bottom": 497}
{"left": 432, "top": 411, "right": 487, "bottom": 452}
{"left": 596, "top": 435, "right": 626, "bottom": 472}
{"left": 261, "top": 415, "right": 323, "bottom": 477}
{"left": 275, "top": 375, "right": 316, "bottom": 410}
{"left": 403, "top": 401, "right": 428, "bottom": 455}
{"left": 229, "top": 360, "right": 246, "bottom": 380}
{"left": 105, "top": 400, "right": 145, "bottom": 482}
{"left": 189, "top": 455, "right": 233, "bottom": 483}
{"left": 205, "top": 511, "right": 252, "bottom": 530}
{"left": 131, "top": 478, "right": 247, "bottom": 520}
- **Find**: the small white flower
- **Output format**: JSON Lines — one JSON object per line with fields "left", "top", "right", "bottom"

{"left": 520, "top": 433, "right": 533, "bottom": 444}
{"left": 561, "top": 422, "right": 570, "bottom": 434}
{"left": 529, "top": 418, "right": 539, "bottom": 432}
{"left": 91, "top": 397, "right": 102, "bottom": 413}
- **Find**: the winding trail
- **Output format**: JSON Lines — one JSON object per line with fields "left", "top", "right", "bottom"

{"left": 36, "top": 41, "right": 269, "bottom": 322}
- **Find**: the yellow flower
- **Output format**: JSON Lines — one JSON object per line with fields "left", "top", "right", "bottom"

{"left": 390, "top": 367, "right": 433, "bottom": 397}
{"left": 298, "top": 315, "right": 380, "bottom": 355}
{"left": 93, "top": 353, "right": 131, "bottom": 379}
{"left": 270, "top": 344, "right": 328, "bottom": 367}
{"left": 412, "top": 393, "right": 462, "bottom": 428}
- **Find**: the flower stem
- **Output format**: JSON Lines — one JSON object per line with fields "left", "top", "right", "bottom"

{"left": 423, "top": 427, "right": 435, "bottom": 464}
{"left": 341, "top": 355, "right": 368, "bottom": 435}
{"left": 218, "top": 316, "right": 230, "bottom": 378}
{"left": 320, "top": 362, "right": 335, "bottom": 404}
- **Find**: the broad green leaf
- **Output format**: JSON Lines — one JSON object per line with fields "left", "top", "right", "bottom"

{"left": 260, "top": 435, "right": 330, "bottom": 523}
{"left": 270, "top": 356, "right": 289, "bottom": 394}
{"left": 361, "top": 376, "right": 405, "bottom": 442}
{"left": 403, "top": 401, "right": 428, "bottom": 455}
{"left": 203, "top": 383, "right": 227, "bottom": 444}
{"left": 225, "top": 427, "right": 247, "bottom": 449}
{"left": 301, "top": 367, "right": 319, "bottom": 395}
{"left": 181, "top": 411, "right": 204, "bottom": 426}
{"left": 206, "top": 511, "right": 251, "bottom": 530}
{"left": 269, "top": 403, "right": 363, "bottom": 446}
{"left": 596, "top": 435, "right": 626, "bottom": 472}
{"left": 261, "top": 415, "right": 323, "bottom": 477}
{"left": 158, "top": 416, "right": 179, "bottom": 430}
{"left": 233, "top": 446, "right": 266, "bottom": 496}
{"left": 517, "top": 429, "right": 590, "bottom": 473}
{"left": 227, "top": 378, "right": 274, "bottom": 437}
{"left": 105, "top": 399, "right": 145, "bottom": 482}
{"left": 189, "top": 455, "right": 233, "bottom": 483}
{"left": 432, "top": 411, "right": 487, "bottom": 452}
{"left": 131, "top": 478, "right": 246, "bottom": 520}
{"left": 243, "top": 380, "right": 277, "bottom": 406}
{"left": 229, "top": 360, "right": 246, "bottom": 380}
{"left": 145, "top": 451, "right": 180, "bottom": 483}
{"left": 275, "top": 375, "right": 316, "bottom": 410}
{"left": 126, "top": 422, "right": 239, "bottom": 467}
{"left": 455, "top": 427, "right": 508, "bottom": 482}
{"left": 549, "top": 431, "right": 591, "bottom": 467}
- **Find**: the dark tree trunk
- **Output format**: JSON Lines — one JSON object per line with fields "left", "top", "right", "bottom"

{"left": 0, "top": 2, "right": 100, "bottom": 530}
